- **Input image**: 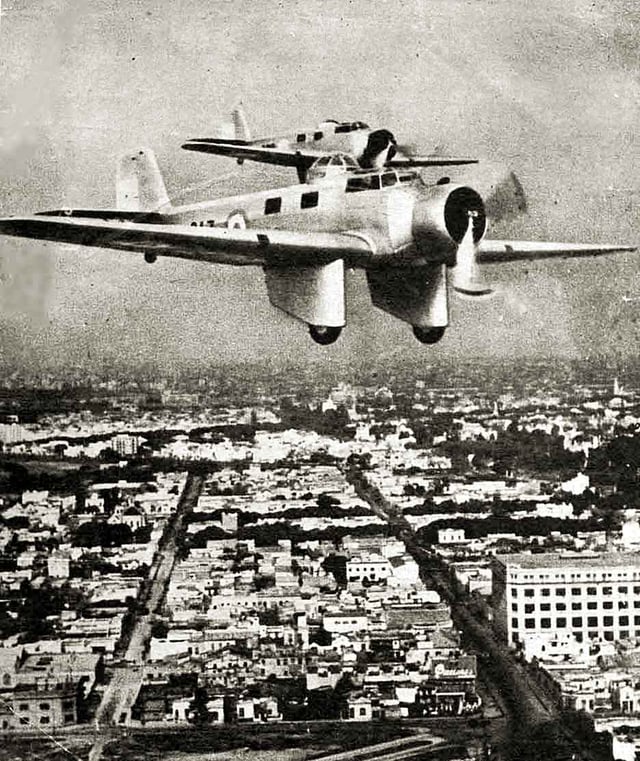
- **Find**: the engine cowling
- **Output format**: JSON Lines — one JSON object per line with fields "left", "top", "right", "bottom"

{"left": 358, "top": 129, "right": 397, "bottom": 169}
{"left": 411, "top": 184, "right": 487, "bottom": 265}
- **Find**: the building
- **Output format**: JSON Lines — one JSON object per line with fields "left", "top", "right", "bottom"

{"left": 47, "top": 550, "right": 71, "bottom": 579}
{"left": 438, "top": 528, "right": 466, "bottom": 545}
{"left": 492, "top": 551, "right": 640, "bottom": 647}
{"left": 121, "top": 505, "right": 146, "bottom": 532}
{"left": 346, "top": 554, "right": 391, "bottom": 585}
{"left": 111, "top": 434, "right": 142, "bottom": 458}
{"left": 0, "top": 422, "right": 27, "bottom": 445}
{"left": 2, "top": 684, "right": 77, "bottom": 730}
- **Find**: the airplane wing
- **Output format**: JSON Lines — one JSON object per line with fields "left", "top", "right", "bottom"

{"left": 183, "top": 139, "right": 479, "bottom": 172}
{"left": 182, "top": 138, "right": 324, "bottom": 172}
{"left": 477, "top": 239, "right": 636, "bottom": 263}
{"left": 387, "top": 156, "right": 479, "bottom": 168}
{"left": 0, "top": 213, "right": 375, "bottom": 268}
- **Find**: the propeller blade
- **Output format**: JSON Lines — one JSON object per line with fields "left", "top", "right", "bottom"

{"left": 451, "top": 213, "right": 492, "bottom": 296}
{"left": 451, "top": 162, "right": 528, "bottom": 224}
{"left": 484, "top": 170, "right": 528, "bottom": 223}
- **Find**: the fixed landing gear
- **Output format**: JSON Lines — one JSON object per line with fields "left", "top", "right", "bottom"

{"left": 144, "top": 252, "right": 157, "bottom": 264}
{"left": 413, "top": 326, "right": 446, "bottom": 344}
{"left": 309, "top": 325, "right": 342, "bottom": 345}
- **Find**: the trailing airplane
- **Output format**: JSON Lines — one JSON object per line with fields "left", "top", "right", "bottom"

{"left": 0, "top": 146, "right": 634, "bottom": 345}
{"left": 182, "top": 104, "right": 479, "bottom": 183}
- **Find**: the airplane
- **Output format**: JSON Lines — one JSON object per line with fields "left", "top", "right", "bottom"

{"left": 182, "top": 104, "right": 480, "bottom": 183}
{"left": 0, "top": 145, "right": 635, "bottom": 345}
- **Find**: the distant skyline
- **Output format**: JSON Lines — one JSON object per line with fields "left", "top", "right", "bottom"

{"left": 0, "top": 0, "right": 638, "bottom": 373}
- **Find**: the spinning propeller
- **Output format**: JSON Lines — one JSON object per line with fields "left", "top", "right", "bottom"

{"left": 450, "top": 211, "right": 492, "bottom": 296}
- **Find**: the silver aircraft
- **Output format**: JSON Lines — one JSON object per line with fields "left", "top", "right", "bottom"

{"left": 0, "top": 140, "right": 635, "bottom": 345}
{"left": 182, "top": 104, "right": 479, "bottom": 183}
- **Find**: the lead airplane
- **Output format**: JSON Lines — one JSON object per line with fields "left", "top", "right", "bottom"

{"left": 182, "top": 104, "right": 479, "bottom": 183}
{"left": 0, "top": 143, "right": 635, "bottom": 345}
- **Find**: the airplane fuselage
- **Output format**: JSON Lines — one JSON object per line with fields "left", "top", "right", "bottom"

{"left": 244, "top": 120, "right": 372, "bottom": 160}
{"left": 0, "top": 134, "right": 634, "bottom": 347}
{"left": 165, "top": 168, "right": 423, "bottom": 267}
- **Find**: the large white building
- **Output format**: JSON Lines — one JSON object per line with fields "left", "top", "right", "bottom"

{"left": 492, "top": 552, "right": 640, "bottom": 646}
{"left": 346, "top": 554, "right": 391, "bottom": 585}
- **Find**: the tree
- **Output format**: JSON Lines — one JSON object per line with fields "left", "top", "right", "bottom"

{"left": 72, "top": 521, "right": 133, "bottom": 548}
{"left": 322, "top": 554, "right": 347, "bottom": 587}
{"left": 317, "top": 493, "right": 341, "bottom": 509}
{"left": 305, "top": 687, "right": 343, "bottom": 720}
{"left": 151, "top": 621, "right": 169, "bottom": 639}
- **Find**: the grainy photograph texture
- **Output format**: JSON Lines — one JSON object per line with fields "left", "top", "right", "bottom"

{"left": 0, "top": 2, "right": 638, "bottom": 761}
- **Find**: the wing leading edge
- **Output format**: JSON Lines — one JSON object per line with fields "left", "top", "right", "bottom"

{"left": 0, "top": 214, "right": 375, "bottom": 268}
{"left": 478, "top": 239, "right": 636, "bottom": 263}
{"left": 182, "top": 139, "right": 324, "bottom": 172}
{"left": 182, "top": 139, "right": 478, "bottom": 171}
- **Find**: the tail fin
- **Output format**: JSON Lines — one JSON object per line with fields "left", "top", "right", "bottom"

{"left": 116, "top": 148, "right": 171, "bottom": 212}
{"left": 232, "top": 103, "right": 251, "bottom": 142}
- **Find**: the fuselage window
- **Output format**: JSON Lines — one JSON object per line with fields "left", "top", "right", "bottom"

{"left": 264, "top": 197, "right": 282, "bottom": 215}
{"left": 301, "top": 191, "right": 319, "bottom": 209}
{"left": 381, "top": 172, "right": 397, "bottom": 187}
{"left": 296, "top": 133, "right": 306, "bottom": 143}
{"left": 335, "top": 124, "right": 353, "bottom": 134}
{"left": 313, "top": 131, "right": 323, "bottom": 141}
{"left": 398, "top": 173, "right": 415, "bottom": 183}
{"left": 346, "top": 177, "right": 368, "bottom": 193}
{"left": 346, "top": 175, "right": 381, "bottom": 193}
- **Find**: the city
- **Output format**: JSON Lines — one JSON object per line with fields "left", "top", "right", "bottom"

{"left": 0, "top": 356, "right": 639, "bottom": 761}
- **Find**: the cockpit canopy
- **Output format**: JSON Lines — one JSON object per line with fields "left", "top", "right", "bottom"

{"left": 307, "top": 152, "right": 360, "bottom": 183}
{"left": 334, "top": 120, "right": 370, "bottom": 134}
{"left": 320, "top": 120, "right": 370, "bottom": 133}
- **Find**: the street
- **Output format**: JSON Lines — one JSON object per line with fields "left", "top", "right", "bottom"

{"left": 88, "top": 472, "right": 204, "bottom": 761}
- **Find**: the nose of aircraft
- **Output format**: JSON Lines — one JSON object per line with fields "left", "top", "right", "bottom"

{"left": 411, "top": 184, "right": 491, "bottom": 295}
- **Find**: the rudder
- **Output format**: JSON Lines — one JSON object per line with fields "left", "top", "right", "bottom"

{"left": 116, "top": 148, "right": 171, "bottom": 212}
{"left": 232, "top": 103, "right": 251, "bottom": 142}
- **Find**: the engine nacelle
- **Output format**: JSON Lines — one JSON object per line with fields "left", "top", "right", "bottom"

{"left": 412, "top": 184, "right": 487, "bottom": 265}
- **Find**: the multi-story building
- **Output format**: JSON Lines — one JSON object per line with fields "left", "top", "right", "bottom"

{"left": 492, "top": 551, "right": 640, "bottom": 646}
{"left": 111, "top": 433, "right": 142, "bottom": 457}
{"left": 2, "top": 683, "right": 77, "bottom": 730}
{"left": 346, "top": 554, "right": 391, "bottom": 585}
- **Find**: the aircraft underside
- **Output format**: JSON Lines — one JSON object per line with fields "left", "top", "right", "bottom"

{"left": 306, "top": 324, "right": 446, "bottom": 346}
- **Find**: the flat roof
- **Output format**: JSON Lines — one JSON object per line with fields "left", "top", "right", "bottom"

{"left": 495, "top": 551, "right": 640, "bottom": 570}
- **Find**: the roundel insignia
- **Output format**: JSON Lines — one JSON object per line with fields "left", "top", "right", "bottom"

{"left": 227, "top": 211, "right": 247, "bottom": 230}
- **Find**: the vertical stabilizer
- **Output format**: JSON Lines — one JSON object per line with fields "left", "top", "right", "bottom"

{"left": 116, "top": 148, "right": 171, "bottom": 212}
{"left": 232, "top": 103, "right": 251, "bottom": 142}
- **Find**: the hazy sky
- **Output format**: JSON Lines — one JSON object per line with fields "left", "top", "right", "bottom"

{"left": 0, "top": 0, "right": 638, "bottom": 373}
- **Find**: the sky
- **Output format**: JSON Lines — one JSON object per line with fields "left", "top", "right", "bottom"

{"left": 0, "top": 0, "right": 638, "bottom": 373}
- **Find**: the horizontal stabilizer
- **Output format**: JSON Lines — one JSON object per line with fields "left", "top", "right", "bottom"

{"left": 478, "top": 240, "right": 636, "bottom": 264}
{"left": 367, "top": 263, "right": 448, "bottom": 327}
{"left": 264, "top": 259, "right": 345, "bottom": 326}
